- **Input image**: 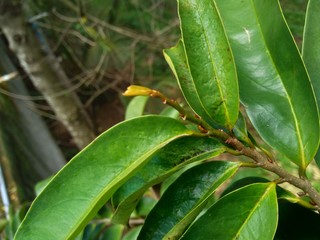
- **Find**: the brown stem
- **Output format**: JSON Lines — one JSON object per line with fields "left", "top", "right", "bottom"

{"left": 147, "top": 89, "right": 320, "bottom": 210}
{"left": 223, "top": 137, "right": 320, "bottom": 210}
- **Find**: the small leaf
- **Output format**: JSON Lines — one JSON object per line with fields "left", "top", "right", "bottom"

{"left": 125, "top": 96, "right": 149, "bottom": 120}
{"left": 233, "top": 111, "right": 252, "bottom": 145}
{"left": 111, "top": 137, "right": 226, "bottom": 224}
{"left": 164, "top": 0, "right": 239, "bottom": 130}
{"left": 277, "top": 186, "right": 316, "bottom": 210}
{"left": 215, "top": 0, "right": 319, "bottom": 169}
{"left": 137, "top": 161, "right": 240, "bottom": 240}
{"left": 14, "top": 116, "right": 193, "bottom": 240}
{"left": 160, "top": 106, "right": 180, "bottom": 119}
{"left": 181, "top": 183, "right": 278, "bottom": 240}
{"left": 123, "top": 85, "right": 153, "bottom": 97}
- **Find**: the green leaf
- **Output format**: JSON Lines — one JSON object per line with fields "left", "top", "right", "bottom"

{"left": 164, "top": 0, "right": 239, "bottom": 130}
{"left": 233, "top": 111, "right": 252, "bottom": 146}
{"left": 315, "top": 151, "right": 320, "bottom": 169}
{"left": 81, "top": 223, "right": 123, "bottom": 240}
{"left": 125, "top": 96, "right": 149, "bottom": 120}
{"left": 135, "top": 196, "right": 157, "bottom": 217}
{"left": 99, "top": 224, "right": 123, "bottom": 240}
{"left": 303, "top": 0, "right": 320, "bottom": 108}
{"left": 277, "top": 186, "right": 316, "bottom": 210}
{"left": 14, "top": 116, "right": 193, "bottom": 240}
{"left": 181, "top": 182, "right": 278, "bottom": 240}
{"left": 302, "top": 0, "right": 320, "bottom": 168}
{"left": 215, "top": 0, "right": 319, "bottom": 169}
{"left": 160, "top": 106, "right": 180, "bottom": 119}
{"left": 222, "top": 176, "right": 316, "bottom": 210}
{"left": 111, "top": 137, "right": 226, "bottom": 224}
{"left": 123, "top": 226, "right": 142, "bottom": 240}
{"left": 137, "top": 161, "right": 240, "bottom": 240}
{"left": 34, "top": 176, "right": 53, "bottom": 196}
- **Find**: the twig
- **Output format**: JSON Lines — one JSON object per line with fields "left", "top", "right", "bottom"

{"left": 124, "top": 86, "right": 320, "bottom": 210}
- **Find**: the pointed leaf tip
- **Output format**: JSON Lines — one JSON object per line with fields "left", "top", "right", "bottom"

{"left": 181, "top": 183, "right": 278, "bottom": 240}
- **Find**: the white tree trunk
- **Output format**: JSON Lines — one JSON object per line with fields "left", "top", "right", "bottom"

{"left": 0, "top": 0, "right": 96, "bottom": 149}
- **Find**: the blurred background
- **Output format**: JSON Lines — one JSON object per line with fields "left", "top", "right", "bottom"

{"left": 0, "top": 0, "right": 308, "bottom": 238}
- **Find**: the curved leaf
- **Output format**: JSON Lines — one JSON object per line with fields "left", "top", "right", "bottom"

{"left": 160, "top": 106, "right": 180, "bottom": 119}
{"left": 164, "top": 0, "right": 239, "bottom": 130}
{"left": 277, "top": 186, "right": 316, "bottom": 210}
{"left": 215, "top": 0, "right": 319, "bottom": 169}
{"left": 125, "top": 96, "right": 149, "bottom": 120}
{"left": 123, "top": 226, "right": 142, "bottom": 240}
{"left": 14, "top": 116, "right": 193, "bottom": 240}
{"left": 222, "top": 176, "right": 316, "bottom": 210}
{"left": 302, "top": 0, "right": 320, "bottom": 168}
{"left": 303, "top": 0, "right": 320, "bottom": 108}
{"left": 181, "top": 182, "right": 278, "bottom": 240}
{"left": 137, "top": 161, "right": 240, "bottom": 240}
{"left": 233, "top": 111, "right": 252, "bottom": 146}
{"left": 111, "top": 137, "right": 226, "bottom": 224}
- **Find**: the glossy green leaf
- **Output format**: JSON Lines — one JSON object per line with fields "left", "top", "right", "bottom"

{"left": 111, "top": 137, "right": 226, "bottom": 224}
{"left": 181, "top": 182, "right": 278, "bottom": 240}
{"left": 302, "top": 0, "right": 320, "bottom": 168}
{"left": 125, "top": 96, "right": 149, "bottom": 120}
{"left": 215, "top": 0, "right": 319, "bottom": 169}
{"left": 14, "top": 116, "right": 193, "bottom": 240}
{"left": 137, "top": 161, "right": 240, "bottom": 240}
{"left": 164, "top": 0, "right": 239, "bottom": 130}
{"left": 164, "top": 41, "right": 217, "bottom": 129}
{"left": 222, "top": 176, "right": 316, "bottom": 210}
{"left": 303, "top": 0, "right": 320, "bottom": 108}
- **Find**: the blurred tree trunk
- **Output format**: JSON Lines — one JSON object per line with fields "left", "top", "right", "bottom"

{"left": 0, "top": 38, "right": 69, "bottom": 203}
{"left": 0, "top": 89, "right": 43, "bottom": 202}
{"left": 0, "top": 39, "right": 66, "bottom": 176}
{"left": 0, "top": 0, "right": 96, "bottom": 149}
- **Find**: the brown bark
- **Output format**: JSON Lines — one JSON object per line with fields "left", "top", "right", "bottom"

{"left": 0, "top": 0, "right": 96, "bottom": 149}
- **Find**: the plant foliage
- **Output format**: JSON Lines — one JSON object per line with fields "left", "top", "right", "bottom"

{"left": 13, "top": 0, "right": 320, "bottom": 239}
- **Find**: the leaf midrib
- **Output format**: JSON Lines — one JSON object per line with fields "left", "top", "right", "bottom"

{"left": 232, "top": 183, "right": 274, "bottom": 239}
{"left": 194, "top": 1, "right": 231, "bottom": 127}
{"left": 164, "top": 164, "right": 239, "bottom": 239}
{"left": 66, "top": 132, "right": 192, "bottom": 239}
{"left": 179, "top": 0, "right": 230, "bottom": 127}
{"left": 194, "top": 1, "right": 230, "bottom": 127}
{"left": 248, "top": 0, "right": 305, "bottom": 166}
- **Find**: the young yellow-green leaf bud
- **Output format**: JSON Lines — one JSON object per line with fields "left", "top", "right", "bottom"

{"left": 123, "top": 85, "right": 153, "bottom": 97}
